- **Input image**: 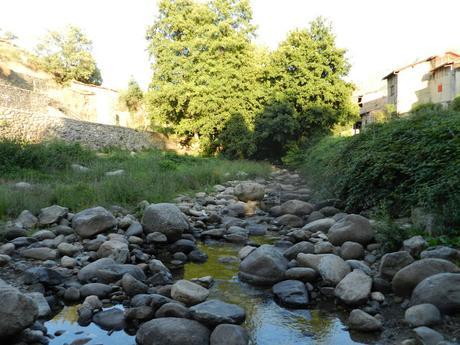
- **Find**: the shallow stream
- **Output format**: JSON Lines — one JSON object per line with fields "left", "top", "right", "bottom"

{"left": 46, "top": 237, "right": 376, "bottom": 345}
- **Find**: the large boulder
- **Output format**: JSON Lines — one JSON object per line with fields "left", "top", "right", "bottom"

{"left": 27, "top": 292, "right": 51, "bottom": 317}
{"left": 142, "top": 203, "right": 189, "bottom": 241}
{"left": 78, "top": 258, "right": 145, "bottom": 283}
{"left": 210, "top": 324, "right": 249, "bottom": 345}
{"left": 72, "top": 207, "right": 117, "bottom": 238}
{"left": 279, "top": 200, "right": 313, "bottom": 216}
{"left": 97, "top": 239, "right": 129, "bottom": 264}
{"left": 234, "top": 182, "right": 265, "bottom": 202}
{"left": 136, "top": 317, "right": 211, "bottom": 345}
{"left": 15, "top": 210, "right": 38, "bottom": 229}
{"left": 335, "top": 269, "right": 372, "bottom": 305}
{"left": 272, "top": 280, "right": 309, "bottom": 307}
{"left": 190, "top": 300, "right": 246, "bottom": 327}
{"left": 171, "top": 280, "right": 209, "bottom": 306}
{"left": 327, "top": 214, "right": 374, "bottom": 246}
{"left": 38, "top": 205, "right": 68, "bottom": 225}
{"left": 239, "top": 245, "right": 288, "bottom": 285}
{"left": 92, "top": 307, "right": 126, "bottom": 331}
{"left": 411, "top": 273, "right": 460, "bottom": 314}
{"left": 379, "top": 251, "right": 414, "bottom": 279}
{"left": 0, "top": 285, "right": 39, "bottom": 338}
{"left": 420, "top": 246, "right": 460, "bottom": 262}
{"left": 392, "top": 259, "right": 459, "bottom": 297}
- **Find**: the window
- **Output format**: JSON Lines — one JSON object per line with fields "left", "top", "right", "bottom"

{"left": 438, "top": 84, "right": 443, "bottom": 93}
{"left": 390, "top": 85, "right": 395, "bottom": 96}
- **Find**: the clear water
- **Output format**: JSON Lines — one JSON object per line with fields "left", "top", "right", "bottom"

{"left": 46, "top": 239, "right": 369, "bottom": 345}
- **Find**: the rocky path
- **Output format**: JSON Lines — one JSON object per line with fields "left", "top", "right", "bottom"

{"left": 0, "top": 169, "right": 459, "bottom": 345}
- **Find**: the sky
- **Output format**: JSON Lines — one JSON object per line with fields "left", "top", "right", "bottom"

{"left": 1, "top": 0, "right": 459, "bottom": 92}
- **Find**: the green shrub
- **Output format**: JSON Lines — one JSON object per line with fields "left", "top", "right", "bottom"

{"left": 450, "top": 96, "right": 460, "bottom": 112}
{"left": 293, "top": 109, "right": 460, "bottom": 232}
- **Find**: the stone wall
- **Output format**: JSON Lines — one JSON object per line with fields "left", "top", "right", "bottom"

{"left": 0, "top": 107, "right": 159, "bottom": 151}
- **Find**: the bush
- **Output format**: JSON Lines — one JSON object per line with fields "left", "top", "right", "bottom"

{"left": 293, "top": 109, "right": 460, "bottom": 232}
{"left": 119, "top": 78, "right": 144, "bottom": 112}
{"left": 450, "top": 96, "right": 460, "bottom": 112}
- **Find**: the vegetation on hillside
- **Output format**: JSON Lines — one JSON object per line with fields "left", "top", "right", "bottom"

{"left": 146, "top": 0, "right": 357, "bottom": 159}
{"left": 288, "top": 107, "right": 460, "bottom": 234}
{"left": 34, "top": 25, "right": 102, "bottom": 85}
{"left": 0, "top": 140, "right": 271, "bottom": 220}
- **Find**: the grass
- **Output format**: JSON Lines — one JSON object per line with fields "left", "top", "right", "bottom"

{"left": 0, "top": 140, "right": 272, "bottom": 221}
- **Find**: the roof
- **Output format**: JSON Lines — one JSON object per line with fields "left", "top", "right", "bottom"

{"left": 383, "top": 51, "right": 460, "bottom": 80}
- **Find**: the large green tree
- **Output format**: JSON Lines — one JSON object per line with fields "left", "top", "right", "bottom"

{"left": 146, "top": 0, "right": 263, "bottom": 154}
{"left": 262, "top": 17, "right": 356, "bottom": 140}
{"left": 35, "top": 25, "right": 102, "bottom": 85}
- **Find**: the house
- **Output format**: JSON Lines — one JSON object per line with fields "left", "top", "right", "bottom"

{"left": 353, "top": 88, "right": 387, "bottom": 133}
{"left": 383, "top": 52, "right": 460, "bottom": 113}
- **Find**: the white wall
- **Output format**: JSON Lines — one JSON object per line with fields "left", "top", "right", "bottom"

{"left": 396, "top": 61, "right": 431, "bottom": 113}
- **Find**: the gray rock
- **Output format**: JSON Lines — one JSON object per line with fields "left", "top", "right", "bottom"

{"left": 171, "top": 280, "right": 209, "bottom": 306}
{"left": 210, "top": 324, "right": 249, "bottom": 345}
{"left": 279, "top": 200, "right": 313, "bottom": 216}
{"left": 379, "top": 251, "right": 414, "bottom": 279}
{"left": 347, "top": 309, "right": 382, "bottom": 332}
{"left": 190, "top": 299, "right": 246, "bottom": 327}
{"left": 392, "top": 259, "right": 459, "bottom": 297}
{"left": 27, "top": 292, "right": 51, "bottom": 317}
{"left": 92, "top": 307, "right": 125, "bottom": 331}
{"left": 23, "top": 267, "right": 64, "bottom": 285}
{"left": 403, "top": 236, "right": 427, "bottom": 257}
{"left": 272, "top": 280, "right": 309, "bottom": 307}
{"left": 413, "top": 326, "right": 444, "bottom": 345}
{"left": 64, "top": 287, "right": 80, "bottom": 301}
{"left": 32, "top": 229, "right": 56, "bottom": 240}
{"left": 0, "top": 254, "right": 11, "bottom": 266}
{"left": 283, "top": 241, "right": 314, "bottom": 260}
{"left": 72, "top": 207, "right": 117, "bottom": 238}
{"left": 136, "top": 317, "right": 211, "bottom": 345}
{"left": 189, "top": 249, "right": 208, "bottom": 263}
{"left": 155, "top": 302, "right": 191, "bottom": 319}
{"left": 0, "top": 286, "right": 38, "bottom": 338}
{"left": 327, "top": 214, "right": 374, "bottom": 246}
{"left": 319, "top": 255, "right": 351, "bottom": 285}
{"left": 142, "top": 203, "right": 189, "bottom": 241}
{"left": 411, "top": 273, "right": 460, "bottom": 314}
{"left": 22, "top": 247, "right": 57, "bottom": 260}
{"left": 340, "top": 241, "right": 364, "bottom": 260}
{"left": 335, "top": 270, "right": 372, "bottom": 305}
{"left": 285, "top": 267, "right": 318, "bottom": 282}
{"left": 122, "top": 273, "right": 148, "bottom": 296}
{"left": 146, "top": 232, "right": 168, "bottom": 243}
{"left": 234, "top": 182, "right": 265, "bottom": 202}
{"left": 105, "top": 169, "right": 125, "bottom": 176}
{"left": 239, "top": 245, "right": 288, "bottom": 285}
{"left": 38, "top": 205, "right": 68, "bottom": 226}
{"left": 314, "top": 241, "right": 334, "bottom": 254}
{"left": 274, "top": 214, "right": 304, "bottom": 227}
{"left": 15, "top": 210, "right": 38, "bottom": 229}
{"left": 301, "top": 218, "right": 335, "bottom": 233}
{"left": 125, "top": 306, "right": 155, "bottom": 321}
{"left": 246, "top": 223, "right": 267, "bottom": 236}
{"left": 57, "top": 242, "right": 80, "bottom": 256}
{"left": 97, "top": 239, "right": 129, "bottom": 263}
{"left": 78, "top": 258, "right": 145, "bottom": 283}
{"left": 347, "top": 260, "right": 372, "bottom": 275}
{"left": 405, "top": 304, "right": 441, "bottom": 327}
{"left": 126, "top": 221, "right": 143, "bottom": 237}
{"left": 421, "top": 246, "right": 460, "bottom": 262}
{"left": 80, "top": 283, "right": 112, "bottom": 298}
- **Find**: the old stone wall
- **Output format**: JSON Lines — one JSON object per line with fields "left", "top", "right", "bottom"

{"left": 0, "top": 107, "right": 158, "bottom": 151}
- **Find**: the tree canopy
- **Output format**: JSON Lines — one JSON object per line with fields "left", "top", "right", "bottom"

{"left": 146, "top": 1, "right": 357, "bottom": 159}
{"left": 35, "top": 25, "right": 102, "bottom": 85}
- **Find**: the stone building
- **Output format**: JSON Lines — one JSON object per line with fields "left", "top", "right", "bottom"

{"left": 383, "top": 52, "right": 460, "bottom": 113}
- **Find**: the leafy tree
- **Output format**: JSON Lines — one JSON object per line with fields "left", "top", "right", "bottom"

{"left": 35, "top": 25, "right": 102, "bottom": 85}
{"left": 120, "top": 77, "right": 144, "bottom": 112}
{"left": 146, "top": 0, "right": 263, "bottom": 152}
{"left": 265, "top": 17, "right": 357, "bottom": 140}
{"left": 0, "top": 28, "right": 18, "bottom": 41}
{"left": 253, "top": 101, "right": 299, "bottom": 160}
